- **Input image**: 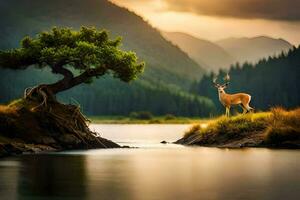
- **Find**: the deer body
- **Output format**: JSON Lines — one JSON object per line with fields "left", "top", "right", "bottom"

{"left": 214, "top": 75, "right": 253, "bottom": 116}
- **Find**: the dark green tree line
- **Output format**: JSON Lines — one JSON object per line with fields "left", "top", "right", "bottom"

{"left": 192, "top": 46, "right": 300, "bottom": 113}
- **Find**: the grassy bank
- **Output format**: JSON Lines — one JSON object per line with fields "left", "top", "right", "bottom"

{"left": 89, "top": 116, "right": 206, "bottom": 124}
{"left": 176, "top": 108, "right": 300, "bottom": 148}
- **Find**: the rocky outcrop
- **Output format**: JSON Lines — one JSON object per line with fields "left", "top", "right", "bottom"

{"left": 175, "top": 131, "right": 266, "bottom": 148}
{"left": 175, "top": 132, "right": 300, "bottom": 148}
{"left": 0, "top": 99, "right": 120, "bottom": 157}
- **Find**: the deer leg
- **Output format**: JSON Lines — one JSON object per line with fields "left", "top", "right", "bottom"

{"left": 248, "top": 106, "right": 254, "bottom": 113}
{"left": 244, "top": 104, "right": 254, "bottom": 113}
{"left": 226, "top": 106, "right": 230, "bottom": 117}
{"left": 240, "top": 104, "right": 247, "bottom": 114}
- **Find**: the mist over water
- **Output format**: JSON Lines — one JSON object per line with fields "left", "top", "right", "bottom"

{"left": 1, "top": 124, "right": 299, "bottom": 200}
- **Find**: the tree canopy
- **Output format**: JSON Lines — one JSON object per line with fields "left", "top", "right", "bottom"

{"left": 0, "top": 26, "right": 145, "bottom": 94}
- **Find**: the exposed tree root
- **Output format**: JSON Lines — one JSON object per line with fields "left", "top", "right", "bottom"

{"left": 24, "top": 85, "right": 54, "bottom": 111}
{"left": 21, "top": 85, "right": 112, "bottom": 149}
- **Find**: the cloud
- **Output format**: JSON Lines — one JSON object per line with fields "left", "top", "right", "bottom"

{"left": 167, "top": 0, "right": 300, "bottom": 21}
{"left": 114, "top": 0, "right": 300, "bottom": 21}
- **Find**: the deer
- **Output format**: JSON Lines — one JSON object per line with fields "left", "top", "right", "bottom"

{"left": 213, "top": 74, "right": 254, "bottom": 117}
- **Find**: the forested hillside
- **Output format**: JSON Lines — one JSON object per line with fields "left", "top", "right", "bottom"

{"left": 0, "top": 68, "right": 215, "bottom": 116}
{"left": 192, "top": 47, "right": 300, "bottom": 113}
{"left": 0, "top": 0, "right": 215, "bottom": 116}
{"left": 0, "top": 0, "right": 204, "bottom": 87}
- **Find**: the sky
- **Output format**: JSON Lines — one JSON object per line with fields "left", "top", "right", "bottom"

{"left": 111, "top": 0, "right": 300, "bottom": 45}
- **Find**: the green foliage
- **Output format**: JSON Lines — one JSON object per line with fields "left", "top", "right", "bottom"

{"left": 164, "top": 114, "right": 176, "bottom": 120}
{"left": 0, "top": 27, "right": 144, "bottom": 83}
{"left": 129, "top": 111, "right": 153, "bottom": 120}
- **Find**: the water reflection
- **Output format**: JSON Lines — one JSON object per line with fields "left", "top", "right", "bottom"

{"left": 17, "top": 155, "right": 88, "bottom": 200}
{"left": 0, "top": 160, "right": 19, "bottom": 200}
{"left": 86, "top": 148, "right": 299, "bottom": 200}
{"left": 0, "top": 124, "right": 299, "bottom": 200}
{"left": 0, "top": 148, "right": 299, "bottom": 200}
{"left": 89, "top": 124, "right": 190, "bottom": 146}
{"left": 86, "top": 154, "right": 135, "bottom": 200}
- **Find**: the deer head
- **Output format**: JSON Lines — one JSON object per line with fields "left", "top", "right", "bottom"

{"left": 213, "top": 73, "right": 230, "bottom": 93}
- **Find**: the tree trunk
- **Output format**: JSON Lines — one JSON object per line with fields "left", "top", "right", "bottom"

{"left": 46, "top": 65, "right": 105, "bottom": 95}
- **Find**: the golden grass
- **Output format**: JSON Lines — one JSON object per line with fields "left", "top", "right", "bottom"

{"left": 184, "top": 112, "right": 269, "bottom": 137}
{"left": 0, "top": 99, "right": 35, "bottom": 115}
{"left": 265, "top": 107, "right": 300, "bottom": 144}
{"left": 184, "top": 124, "right": 202, "bottom": 138}
{"left": 183, "top": 107, "right": 300, "bottom": 145}
{"left": 0, "top": 104, "right": 15, "bottom": 115}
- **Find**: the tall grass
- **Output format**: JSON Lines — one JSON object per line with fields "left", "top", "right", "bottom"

{"left": 265, "top": 108, "right": 300, "bottom": 144}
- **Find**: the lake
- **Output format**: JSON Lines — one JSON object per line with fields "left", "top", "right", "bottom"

{"left": 0, "top": 124, "right": 299, "bottom": 200}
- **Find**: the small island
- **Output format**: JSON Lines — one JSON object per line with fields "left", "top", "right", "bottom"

{"left": 176, "top": 107, "right": 300, "bottom": 148}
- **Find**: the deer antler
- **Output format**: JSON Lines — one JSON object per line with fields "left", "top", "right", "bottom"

{"left": 213, "top": 77, "right": 217, "bottom": 84}
{"left": 213, "top": 76, "right": 219, "bottom": 87}
{"left": 223, "top": 73, "right": 230, "bottom": 86}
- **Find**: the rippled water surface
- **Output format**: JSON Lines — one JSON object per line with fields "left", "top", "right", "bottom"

{"left": 0, "top": 124, "right": 299, "bottom": 200}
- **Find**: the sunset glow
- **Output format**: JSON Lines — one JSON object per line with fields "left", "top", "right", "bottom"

{"left": 111, "top": 0, "right": 300, "bottom": 44}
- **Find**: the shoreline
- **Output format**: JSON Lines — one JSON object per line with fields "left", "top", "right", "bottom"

{"left": 2, "top": 136, "right": 299, "bottom": 159}
{"left": 175, "top": 136, "right": 300, "bottom": 149}
{"left": 89, "top": 116, "right": 209, "bottom": 124}
{"left": 0, "top": 137, "right": 121, "bottom": 158}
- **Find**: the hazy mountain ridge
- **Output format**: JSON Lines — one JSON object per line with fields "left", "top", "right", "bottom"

{"left": 216, "top": 36, "right": 293, "bottom": 64}
{"left": 163, "top": 32, "right": 293, "bottom": 71}
{"left": 163, "top": 32, "right": 235, "bottom": 71}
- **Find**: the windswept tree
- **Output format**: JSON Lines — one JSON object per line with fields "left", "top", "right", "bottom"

{"left": 0, "top": 26, "right": 144, "bottom": 106}
{"left": 0, "top": 27, "right": 144, "bottom": 148}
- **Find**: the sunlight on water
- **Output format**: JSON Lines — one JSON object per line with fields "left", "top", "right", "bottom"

{"left": 0, "top": 124, "right": 299, "bottom": 200}
{"left": 89, "top": 124, "right": 190, "bottom": 147}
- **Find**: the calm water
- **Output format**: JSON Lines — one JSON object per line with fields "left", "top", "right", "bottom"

{"left": 0, "top": 124, "right": 300, "bottom": 200}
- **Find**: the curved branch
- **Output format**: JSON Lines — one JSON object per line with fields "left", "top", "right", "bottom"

{"left": 47, "top": 66, "right": 106, "bottom": 94}
{"left": 51, "top": 64, "right": 74, "bottom": 81}
{"left": 69, "top": 68, "right": 107, "bottom": 87}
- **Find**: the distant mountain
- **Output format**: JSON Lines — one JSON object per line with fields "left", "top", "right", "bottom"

{"left": 162, "top": 32, "right": 293, "bottom": 72}
{"left": 163, "top": 32, "right": 234, "bottom": 71}
{"left": 216, "top": 36, "right": 293, "bottom": 64}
